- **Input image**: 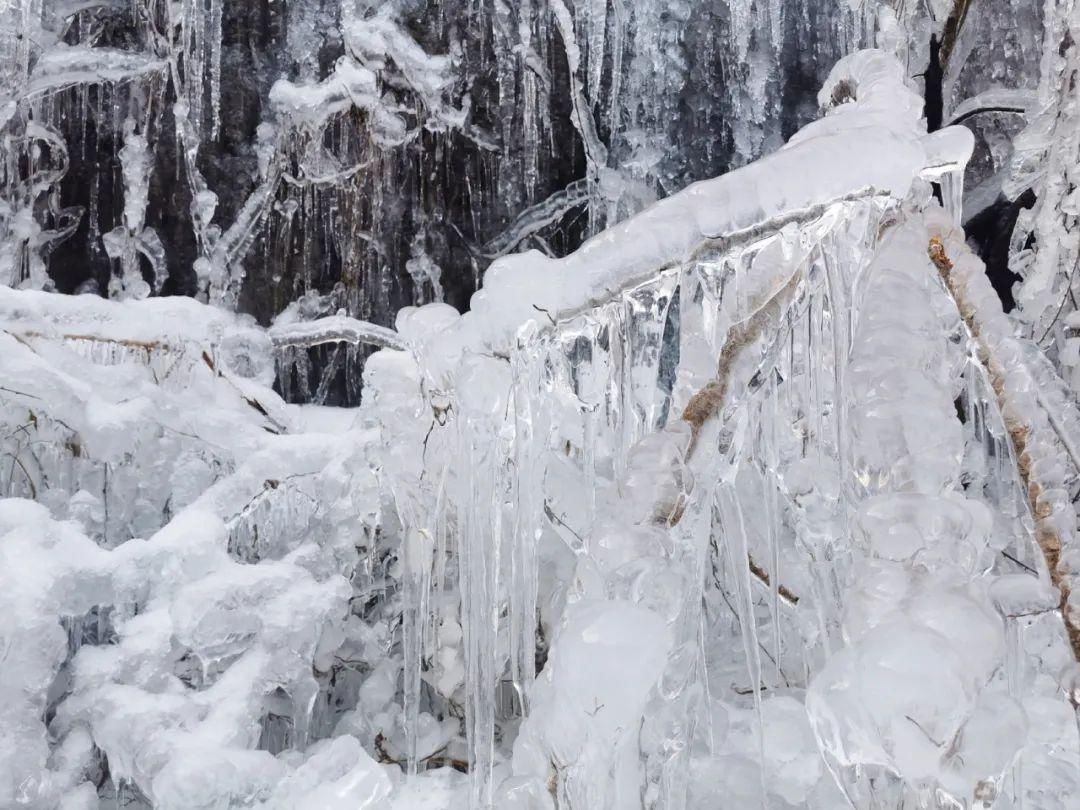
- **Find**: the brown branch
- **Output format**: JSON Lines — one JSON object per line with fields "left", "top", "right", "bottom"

{"left": 373, "top": 733, "right": 469, "bottom": 774}
{"left": 748, "top": 555, "right": 800, "bottom": 605}
{"left": 674, "top": 269, "right": 806, "bottom": 603}
{"left": 11, "top": 329, "right": 179, "bottom": 354}
{"left": 939, "top": 0, "right": 975, "bottom": 73}
{"left": 680, "top": 269, "right": 804, "bottom": 463}
{"left": 930, "top": 235, "right": 1080, "bottom": 662}
{"left": 203, "top": 351, "right": 286, "bottom": 434}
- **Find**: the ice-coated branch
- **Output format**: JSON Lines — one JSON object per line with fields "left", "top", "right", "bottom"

{"left": 939, "top": 0, "right": 976, "bottom": 72}
{"left": 269, "top": 315, "right": 408, "bottom": 352}
{"left": 480, "top": 179, "right": 592, "bottom": 258}
{"left": 24, "top": 44, "right": 166, "bottom": 97}
{"left": 929, "top": 214, "right": 1080, "bottom": 662}
{"left": 680, "top": 267, "right": 804, "bottom": 462}
{"left": 947, "top": 88, "right": 1035, "bottom": 126}
{"left": 414, "top": 50, "right": 971, "bottom": 386}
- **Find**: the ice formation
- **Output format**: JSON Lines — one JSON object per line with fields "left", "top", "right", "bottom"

{"left": 4, "top": 0, "right": 1080, "bottom": 808}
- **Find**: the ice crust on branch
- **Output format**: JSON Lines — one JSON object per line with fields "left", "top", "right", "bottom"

{"left": 412, "top": 50, "right": 974, "bottom": 386}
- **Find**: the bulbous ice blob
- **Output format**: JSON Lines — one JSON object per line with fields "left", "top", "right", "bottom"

{"left": 842, "top": 567, "right": 1004, "bottom": 690}
{"left": 849, "top": 398, "right": 963, "bottom": 495}
{"left": 904, "top": 588, "right": 1004, "bottom": 689}
{"left": 990, "top": 574, "right": 1060, "bottom": 617}
{"left": 512, "top": 600, "right": 671, "bottom": 802}
{"left": 846, "top": 362, "right": 953, "bottom": 415}
{"left": 455, "top": 354, "right": 512, "bottom": 420}
{"left": 151, "top": 749, "right": 285, "bottom": 810}
{"left": 495, "top": 775, "right": 556, "bottom": 810}
{"left": 857, "top": 279, "right": 948, "bottom": 333}
{"left": 841, "top": 558, "right": 915, "bottom": 642}
{"left": 66, "top": 489, "right": 107, "bottom": 535}
{"left": 854, "top": 492, "right": 992, "bottom": 570}
{"left": 396, "top": 302, "right": 460, "bottom": 346}
{"left": 591, "top": 520, "right": 671, "bottom": 573}
{"left": 687, "top": 754, "right": 764, "bottom": 808}
{"left": 362, "top": 349, "right": 423, "bottom": 410}
{"left": 779, "top": 458, "right": 843, "bottom": 546}
{"left": 937, "top": 692, "right": 1027, "bottom": 806}
{"left": 854, "top": 322, "right": 951, "bottom": 378}
{"left": 759, "top": 695, "right": 824, "bottom": 805}
{"left": 618, "top": 424, "right": 692, "bottom": 524}
{"left": 219, "top": 329, "right": 276, "bottom": 385}
{"left": 808, "top": 618, "right": 975, "bottom": 785}
{"left": 611, "top": 561, "right": 686, "bottom": 623}
{"left": 259, "top": 735, "right": 391, "bottom": 809}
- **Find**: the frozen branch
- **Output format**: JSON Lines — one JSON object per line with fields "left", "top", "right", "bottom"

{"left": 269, "top": 315, "right": 408, "bottom": 352}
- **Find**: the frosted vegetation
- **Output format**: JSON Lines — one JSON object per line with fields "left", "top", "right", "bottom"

{"left": 4, "top": 0, "right": 1080, "bottom": 809}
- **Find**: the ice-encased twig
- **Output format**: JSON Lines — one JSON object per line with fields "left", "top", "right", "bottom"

{"left": 269, "top": 315, "right": 408, "bottom": 352}
{"left": 930, "top": 212, "right": 1080, "bottom": 661}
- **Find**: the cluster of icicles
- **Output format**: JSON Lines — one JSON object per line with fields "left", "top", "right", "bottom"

{"left": 356, "top": 53, "right": 1080, "bottom": 808}
{"left": 371, "top": 212, "right": 1080, "bottom": 809}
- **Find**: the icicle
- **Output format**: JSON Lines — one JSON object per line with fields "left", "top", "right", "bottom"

{"left": 716, "top": 483, "right": 770, "bottom": 810}
{"left": 763, "top": 375, "right": 783, "bottom": 684}
{"left": 821, "top": 232, "right": 850, "bottom": 494}
{"left": 550, "top": 0, "right": 608, "bottom": 176}
{"left": 105, "top": 118, "right": 154, "bottom": 299}
{"left": 406, "top": 235, "right": 445, "bottom": 304}
{"left": 461, "top": 426, "right": 501, "bottom": 807}
{"left": 184, "top": 0, "right": 205, "bottom": 138}
{"left": 509, "top": 331, "right": 549, "bottom": 711}
{"left": 454, "top": 355, "right": 512, "bottom": 808}
{"left": 730, "top": 0, "right": 754, "bottom": 62}
{"left": 586, "top": 0, "right": 606, "bottom": 102}
{"left": 402, "top": 522, "right": 434, "bottom": 776}
{"left": 1005, "top": 615, "right": 1026, "bottom": 808}
{"left": 941, "top": 167, "right": 964, "bottom": 226}
{"left": 209, "top": 0, "right": 223, "bottom": 140}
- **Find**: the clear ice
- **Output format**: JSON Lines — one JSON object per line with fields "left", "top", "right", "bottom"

{"left": 3, "top": 1, "right": 1080, "bottom": 809}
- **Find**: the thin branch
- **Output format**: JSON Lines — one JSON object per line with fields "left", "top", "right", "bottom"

{"left": 481, "top": 179, "right": 591, "bottom": 258}
{"left": 713, "top": 576, "right": 792, "bottom": 688}
{"left": 931, "top": 235, "right": 1080, "bottom": 661}
{"left": 1001, "top": 550, "right": 1038, "bottom": 575}
{"left": 747, "top": 555, "right": 800, "bottom": 605}
{"left": 939, "top": 0, "right": 975, "bottom": 73}
{"left": 1037, "top": 256, "right": 1080, "bottom": 346}
{"left": 269, "top": 315, "right": 408, "bottom": 352}
{"left": 948, "top": 104, "right": 1028, "bottom": 126}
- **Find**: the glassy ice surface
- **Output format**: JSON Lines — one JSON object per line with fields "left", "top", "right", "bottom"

{"left": 3, "top": 0, "right": 1080, "bottom": 807}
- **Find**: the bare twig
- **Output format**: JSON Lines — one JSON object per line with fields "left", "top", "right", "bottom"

{"left": 748, "top": 555, "right": 800, "bottom": 605}
{"left": 373, "top": 733, "right": 468, "bottom": 773}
